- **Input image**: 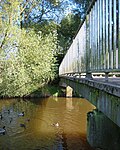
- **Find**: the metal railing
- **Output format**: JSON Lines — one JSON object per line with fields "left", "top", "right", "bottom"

{"left": 59, "top": 0, "right": 120, "bottom": 76}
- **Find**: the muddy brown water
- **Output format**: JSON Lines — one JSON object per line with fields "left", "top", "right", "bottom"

{"left": 0, "top": 97, "right": 95, "bottom": 150}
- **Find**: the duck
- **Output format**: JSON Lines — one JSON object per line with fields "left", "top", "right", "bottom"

{"left": 0, "top": 114, "right": 3, "bottom": 120}
{"left": 18, "top": 112, "right": 24, "bottom": 117}
{"left": 25, "top": 118, "right": 30, "bottom": 122}
{"left": 51, "top": 122, "right": 59, "bottom": 127}
{"left": 4, "top": 110, "right": 10, "bottom": 114}
{"left": 20, "top": 123, "right": 26, "bottom": 129}
{"left": 6, "top": 109, "right": 10, "bottom": 114}
{"left": 55, "top": 123, "right": 59, "bottom": 127}
{"left": 0, "top": 126, "right": 5, "bottom": 134}
{"left": 10, "top": 117, "right": 13, "bottom": 123}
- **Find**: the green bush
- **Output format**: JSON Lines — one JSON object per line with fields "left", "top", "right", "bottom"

{"left": 0, "top": 27, "right": 57, "bottom": 97}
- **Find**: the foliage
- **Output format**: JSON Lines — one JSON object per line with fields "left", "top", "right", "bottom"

{"left": 58, "top": 13, "right": 81, "bottom": 54}
{"left": 0, "top": 0, "right": 21, "bottom": 26}
{"left": 20, "top": 0, "right": 63, "bottom": 25}
{"left": 24, "top": 20, "right": 58, "bottom": 35}
{"left": 0, "top": 25, "right": 57, "bottom": 97}
{"left": 28, "top": 84, "right": 64, "bottom": 98}
{"left": 0, "top": 0, "right": 63, "bottom": 28}
{"left": 72, "top": 0, "right": 90, "bottom": 18}
{"left": 56, "top": 0, "right": 90, "bottom": 58}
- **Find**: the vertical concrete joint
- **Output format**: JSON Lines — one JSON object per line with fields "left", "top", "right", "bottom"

{"left": 105, "top": 72, "right": 109, "bottom": 82}
{"left": 86, "top": 72, "right": 93, "bottom": 79}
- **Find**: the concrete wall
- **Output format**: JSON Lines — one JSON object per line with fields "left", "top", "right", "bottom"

{"left": 87, "top": 109, "right": 120, "bottom": 150}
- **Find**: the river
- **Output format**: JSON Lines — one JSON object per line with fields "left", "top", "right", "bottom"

{"left": 0, "top": 97, "right": 95, "bottom": 150}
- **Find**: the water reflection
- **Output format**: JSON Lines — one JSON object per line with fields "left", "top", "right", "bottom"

{"left": 0, "top": 97, "right": 94, "bottom": 150}
{"left": 66, "top": 98, "right": 74, "bottom": 111}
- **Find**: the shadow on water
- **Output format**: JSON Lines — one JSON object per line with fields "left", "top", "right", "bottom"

{"left": 0, "top": 97, "right": 95, "bottom": 150}
{"left": 87, "top": 109, "right": 120, "bottom": 150}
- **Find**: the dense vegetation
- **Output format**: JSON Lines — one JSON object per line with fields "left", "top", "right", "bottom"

{"left": 0, "top": 0, "right": 89, "bottom": 97}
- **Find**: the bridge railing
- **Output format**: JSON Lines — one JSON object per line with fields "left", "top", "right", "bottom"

{"left": 59, "top": 0, "right": 120, "bottom": 77}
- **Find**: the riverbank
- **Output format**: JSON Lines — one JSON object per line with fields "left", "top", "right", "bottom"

{"left": 26, "top": 84, "right": 65, "bottom": 98}
{"left": 0, "top": 84, "right": 81, "bottom": 99}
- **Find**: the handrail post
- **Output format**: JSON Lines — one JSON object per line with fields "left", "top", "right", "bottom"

{"left": 105, "top": 72, "right": 109, "bottom": 82}
{"left": 86, "top": 14, "right": 92, "bottom": 79}
{"left": 119, "top": 0, "right": 120, "bottom": 68}
{"left": 86, "top": 72, "right": 92, "bottom": 79}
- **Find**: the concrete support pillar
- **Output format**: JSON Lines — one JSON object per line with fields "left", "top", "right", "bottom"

{"left": 87, "top": 109, "right": 120, "bottom": 150}
{"left": 66, "top": 86, "right": 73, "bottom": 98}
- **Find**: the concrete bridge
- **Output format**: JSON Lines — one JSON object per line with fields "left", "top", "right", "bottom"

{"left": 59, "top": 0, "right": 120, "bottom": 130}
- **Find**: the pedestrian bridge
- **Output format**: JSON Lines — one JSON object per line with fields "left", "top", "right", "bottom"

{"left": 59, "top": 0, "right": 120, "bottom": 128}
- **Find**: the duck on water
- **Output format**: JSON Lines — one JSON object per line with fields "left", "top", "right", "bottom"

{"left": 18, "top": 112, "right": 24, "bottom": 117}
{"left": 0, "top": 126, "right": 5, "bottom": 135}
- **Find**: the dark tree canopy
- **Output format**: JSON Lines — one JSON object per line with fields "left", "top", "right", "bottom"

{"left": 72, "top": 0, "right": 90, "bottom": 17}
{"left": 58, "top": 13, "right": 81, "bottom": 54}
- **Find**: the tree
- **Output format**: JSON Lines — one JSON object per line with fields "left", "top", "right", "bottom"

{"left": 20, "top": 0, "right": 63, "bottom": 26}
{"left": 0, "top": 27, "right": 57, "bottom": 97}
{"left": 0, "top": 0, "right": 58, "bottom": 97}
{"left": 57, "top": 13, "right": 81, "bottom": 54}
{"left": 56, "top": 0, "right": 90, "bottom": 60}
{"left": 72, "top": 0, "right": 90, "bottom": 18}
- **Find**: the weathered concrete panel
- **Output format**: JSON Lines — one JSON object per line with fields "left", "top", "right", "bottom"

{"left": 87, "top": 109, "right": 120, "bottom": 150}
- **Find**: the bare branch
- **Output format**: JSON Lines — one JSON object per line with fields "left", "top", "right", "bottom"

{"left": 0, "top": 28, "right": 8, "bottom": 49}
{"left": 20, "top": 0, "right": 35, "bottom": 15}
